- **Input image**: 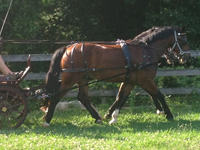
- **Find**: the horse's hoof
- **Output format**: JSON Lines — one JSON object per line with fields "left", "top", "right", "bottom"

{"left": 109, "top": 118, "right": 117, "bottom": 125}
{"left": 42, "top": 122, "right": 50, "bottom": 127}
{"left": 166, "top": 114, "right": 174, "bottom": 121}
{"left": 156, "top": 110, "right": 164, "bottom": 115}
{"left": 104, "top": 114, "right": 111, "bottom": 119}
{"left": 95, "top": 119, "right": 103, "bottom": 124}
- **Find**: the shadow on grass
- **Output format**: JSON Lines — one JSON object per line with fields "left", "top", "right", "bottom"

{"left": 1, "top": 105, "right": 200, "bottom": 139}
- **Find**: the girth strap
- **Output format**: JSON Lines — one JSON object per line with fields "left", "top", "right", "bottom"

{"left": 81, "top": 43, "right": 89, "bottom": 78}
{"left": 119, "top": 41, "right": 132, "bottom": 78}
{"left": 119, "top": 41, "right": 132, "bottom": 68}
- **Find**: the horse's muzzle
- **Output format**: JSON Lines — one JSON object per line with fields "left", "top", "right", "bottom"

{"left": 179, "top": 52, "right": 192, "bottom": 67}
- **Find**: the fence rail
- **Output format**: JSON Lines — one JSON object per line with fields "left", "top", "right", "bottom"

{"left": 2, "top": 50, "right": 200, "bottom": 96}
{"left": 64, "top": 87, "right": 200, "bottom": 97}
{"left": 2, "top": 50, "right": 200, "bottom": 62}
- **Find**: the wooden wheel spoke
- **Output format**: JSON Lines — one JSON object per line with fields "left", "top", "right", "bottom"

{"left": 5, "top": 90, "right": 10, "bottom": 103}
{"left": 0, "top": 95, "right": 4, "bottom": 104}
{"left": 0, "top": 86, "right": 27, "bottom": 129}
{"left": 9, "top": 95, "right": 20, "bottom": 104}
{"left": 7, "top": 110, "right": 22, "bottom": 120}
{"left": 7, "top": 102, "right": 24, "bottom": 109}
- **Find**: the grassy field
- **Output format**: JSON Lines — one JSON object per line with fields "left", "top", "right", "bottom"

{"left": 1, "top": 103, "right": 200, "bottom": 150}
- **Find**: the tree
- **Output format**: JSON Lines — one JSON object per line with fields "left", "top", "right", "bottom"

{"left": 0, "top": 0, "right": 199, "bottom": 72}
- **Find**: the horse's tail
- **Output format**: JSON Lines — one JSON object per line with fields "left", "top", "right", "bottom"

{"left": 45, "top": 46, "right": 66, "bottom": 94}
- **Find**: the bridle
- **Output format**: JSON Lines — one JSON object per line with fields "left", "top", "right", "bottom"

{"left": 168, "top": 30, "right": 190, "bottom": 56}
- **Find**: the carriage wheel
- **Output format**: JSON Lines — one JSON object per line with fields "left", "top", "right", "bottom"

{"left": 0, "top": 86, "right": 27, "bottom": 129}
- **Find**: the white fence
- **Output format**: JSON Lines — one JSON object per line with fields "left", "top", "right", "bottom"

{"left": 2, "top": 50, "right": 200, "bottom": 96}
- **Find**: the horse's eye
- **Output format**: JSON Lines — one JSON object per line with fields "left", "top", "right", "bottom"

{"left": 181, "top": 38, "right": 187, "bottom": 45}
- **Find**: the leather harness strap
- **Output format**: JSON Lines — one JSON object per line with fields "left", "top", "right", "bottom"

{"left": 119, "top": 42, "right": 132, "bottom": 69}
{"left": 81, "top": 43, "right": 89, "bottom": 78}
{"left": 70, "top": 43, "right": 78, "bottom": 69}
{"left": 119, "top": 41, "right": 132, "bottom": 78}
{"left": 119, "top": 41, "right": 158, "bottom": 78}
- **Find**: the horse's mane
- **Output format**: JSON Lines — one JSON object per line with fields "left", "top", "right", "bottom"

{"left": 127, "top": 26, "right": 181, "bottom": 45}
{"left": 126, "top": 27, "right": 157, "bottom": 44}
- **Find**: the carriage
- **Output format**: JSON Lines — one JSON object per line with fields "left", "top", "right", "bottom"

{"left": 0, "top": 55, "right": 32, "bottom": 129}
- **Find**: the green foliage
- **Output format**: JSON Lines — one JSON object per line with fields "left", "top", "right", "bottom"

{"left": 158, "top": 76, "right": 181, "bottom": 88}
{"left": 1, "top": 0, "right": 199, "bottom": 52}
{"left": 41, "top": 0, "right": 55, "bottom": 4}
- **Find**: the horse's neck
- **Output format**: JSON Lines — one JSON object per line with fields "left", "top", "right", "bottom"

{"left": 149, "top": 40, "right": 169, "bottom": 60}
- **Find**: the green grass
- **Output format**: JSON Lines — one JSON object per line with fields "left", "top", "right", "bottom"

{"left": 1, "top": 104, "right": 200, "bottom": 150}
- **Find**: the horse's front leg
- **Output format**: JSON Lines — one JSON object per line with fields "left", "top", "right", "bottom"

{"left": 151, "top": 95, "right": 164, "bottom": 115}
{"left": 154, "top": 90, "right": 173, "bottom": 120}
{"left": 42, "top": 97, "right": 60, "bottom": 127}
{"left": 139, "top": 79, "right": 173, "bottom": 120}
{"left": 105, "top": 82, "right": 134, "bottom": 124}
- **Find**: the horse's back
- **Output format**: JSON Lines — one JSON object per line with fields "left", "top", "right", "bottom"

{"left": 62, "top": 43, "right": 126, "bottom": 69}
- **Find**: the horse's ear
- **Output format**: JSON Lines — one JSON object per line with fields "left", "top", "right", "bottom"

{"left": 181, "top": 26, "right": 186, "bottom": 33}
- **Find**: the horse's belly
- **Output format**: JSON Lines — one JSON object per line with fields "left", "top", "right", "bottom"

{"left": 88, "top": 69, "right": 131, "bottom": 83}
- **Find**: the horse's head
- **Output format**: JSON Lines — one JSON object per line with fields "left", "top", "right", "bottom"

{"left": 168, "top": 26, "right": 191, "bottom": 65}
{"left": 40, "top": 74, "right": 62, "bottom": 114}
{"left": 40, "top": 47, "right": 66, "bottom": 115}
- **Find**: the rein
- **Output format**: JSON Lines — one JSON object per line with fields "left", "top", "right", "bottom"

{"left": 36, "top": 71, "right": 129, "bottom": 99}
{"left": 62, "top": 66, "right": 126, "bottom": 72}
{"left": 37, "top": 62, "right": 157, "bottom": 99}
{"left": 40, "top": 71, "right": 129, "bottom": 99}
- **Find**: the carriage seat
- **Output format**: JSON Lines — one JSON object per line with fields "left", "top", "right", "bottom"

{"left": 0, "top": 55, "right": 31, "bottom": 86}
{"left": 0, "top": 73, "right": 21, "bottom": 85}
{"left": 0, "top": 68, "right": 29, "bottom": 86}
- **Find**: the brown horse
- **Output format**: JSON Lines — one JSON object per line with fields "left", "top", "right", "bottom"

{"left": 41, "top": 26, "right": 191, "bottom": 127}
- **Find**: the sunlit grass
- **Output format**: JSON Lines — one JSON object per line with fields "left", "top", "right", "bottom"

{"left": 1, "top": 105, "right": 200, "bottom": 150}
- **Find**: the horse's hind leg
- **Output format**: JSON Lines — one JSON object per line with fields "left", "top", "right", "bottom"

{"left": 105, "top": 82, "right": 134, "bottom": 124}
{"left": 43, "top": 74, "right": 84, "bottom": 127}
{"left": 77, "top": 79, "right": 102, "bottom": 123}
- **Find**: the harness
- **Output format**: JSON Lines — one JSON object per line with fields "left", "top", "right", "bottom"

{"left": 63, "top": 41, "right": 158, "bottom": 80}
{"left": 38, "top": 30, "right": 191, "bottom": 99}
{"left": 119, "top": 40, "right": 131, "bottom": 78}
{"left": 36, "top": 42, "right": 158, "bottom": 99}
{"left": 119, "top": 40, "right": 132, "bottom": 69}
